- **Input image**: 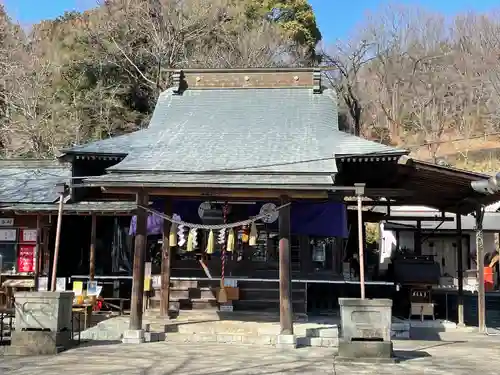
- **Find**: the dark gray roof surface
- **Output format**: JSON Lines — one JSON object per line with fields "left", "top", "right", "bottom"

{"left": 109, "top": 88, "right": 403, "bottom": 174}
{"left": 64, "top": 88, "right": 404, "bottom": 173}
{"left": 85, "top": 172, "right": 334, "bottom": 189}
{"left": 0, "top": 160, "right": 71, "bottom": 203}
{"left": 61, "top": 129, "right": 148, "bottom": 155}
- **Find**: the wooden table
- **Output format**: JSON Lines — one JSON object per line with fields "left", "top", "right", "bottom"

{"left": 72, "top": 303, "right": 93, "bottom": 330}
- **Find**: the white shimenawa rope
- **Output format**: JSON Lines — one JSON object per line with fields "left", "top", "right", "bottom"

{"left": 138, "top": 203, "right": 290, "bottom": 230}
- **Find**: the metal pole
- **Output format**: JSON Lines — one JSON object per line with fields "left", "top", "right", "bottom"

{"left": 357, "top": 193, "right": 365, "bottom": 299}
{"left": 476, "top": 206, "right": 486, "bottom": 333}
{"left": 456, "top": 212, "right": 464, "bottom": 326}
{"left": 33, "top": 214, "right": 41, "bottom": 291}
{"left": 50, "top": 192, "right": 65, "bottom": 291}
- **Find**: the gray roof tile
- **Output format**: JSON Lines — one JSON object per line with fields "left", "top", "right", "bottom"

{"left": 0, "top": 161, "right": 71, "bottom": 203}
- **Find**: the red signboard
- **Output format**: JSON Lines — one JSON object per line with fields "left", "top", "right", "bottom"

{"left": 17, "top": 245, "right": 35, "bottom": 273}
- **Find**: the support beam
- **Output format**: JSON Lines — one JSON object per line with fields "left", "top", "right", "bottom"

{"left": 160, "top": 198, "right": 172, "bottom": 317}
{"left": 129, "top": 190, "right": 148, "bottom": 331}
{"left": 475, "top": 206, "right": 486, "bottom": 333}
{"left": 456, "top": 212, "right": 464, "bottom": 326}
{"left": 279, "top": 195, "right": 293, "bottom": 335}
{"left": 355, "top": 183, "right": 366, "bottom": 299}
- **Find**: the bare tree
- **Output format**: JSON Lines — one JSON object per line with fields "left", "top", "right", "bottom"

{"left": 322, "top": 40, "right": 374, "bottom": 136}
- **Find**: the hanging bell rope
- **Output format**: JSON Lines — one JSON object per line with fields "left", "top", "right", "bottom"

{"left": 139, "top": 203, "right": 291, "bottom": 230}
{"left": 219, "top": 202, "right": 230, "bottom": 304}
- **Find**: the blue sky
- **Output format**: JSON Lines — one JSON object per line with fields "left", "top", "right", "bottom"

{"left": 4, "top": 0, "right": 500, "bottom": 42}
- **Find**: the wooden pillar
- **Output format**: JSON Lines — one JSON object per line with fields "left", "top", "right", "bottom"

{"left": 130, "top": 190, "right": 148, "bottom": 331}
{"left": 33, "top": 214, "right": 41, "bottom": 291}
{"left": 476, "top": 206, "right": 486, "bottom": 333}
{"left": 279, "top": 195, "right": 293, "bottom": 335}
{"left": 89, "top": 214, "right": 97, "bottom": 282}
{"left": 456, "top": 213, "right": 464, "bottom": 326}
{"left": 160, "top": 198, "right": 172, "bottom": 317}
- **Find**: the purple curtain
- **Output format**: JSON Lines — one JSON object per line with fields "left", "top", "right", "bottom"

{"left": 128, "top": 200, "right": 348, "bottom": 238}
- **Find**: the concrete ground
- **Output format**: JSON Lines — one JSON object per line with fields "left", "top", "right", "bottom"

{"left": 1, "top": 331, "right": 500, "bottom": 375}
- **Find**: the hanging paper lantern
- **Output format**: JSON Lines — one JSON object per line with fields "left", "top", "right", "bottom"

{"left": 218, "top": 228, "right": 226, "bottom": 245}
{"left": 249, "top": 222, "right": 258, "bottom": 246}
{"left": 206, "top": 230, "right": 215, "bottom": 254}
{"left": 227, "top": 228, "right": 235, "bottom": 252}
{"left": 177, "top": 225, "right": 186, "bottom": 247}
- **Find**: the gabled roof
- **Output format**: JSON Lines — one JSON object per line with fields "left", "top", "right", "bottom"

{"left": 0, "top": 160, "right": 71, "bottom": 204}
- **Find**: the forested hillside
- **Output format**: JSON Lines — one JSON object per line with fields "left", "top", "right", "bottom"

{"left": 1, "top": 1, "right": 500, "bottom": 172}
{"left": 0, "top": 0, "right": 320, "bottom": 158}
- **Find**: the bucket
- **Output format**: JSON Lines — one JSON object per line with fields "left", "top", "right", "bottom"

{"left": 484, "top": 267, "right": 494, "bottom": 292}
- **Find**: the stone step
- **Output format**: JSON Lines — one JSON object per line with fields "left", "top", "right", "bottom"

{"left": 171, "top": 280, "right": 199, "bottom": 289}
{"left": 163, "top": 332, "right": 338, "bottom": 348}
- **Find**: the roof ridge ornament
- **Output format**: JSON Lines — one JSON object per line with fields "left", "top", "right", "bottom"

{"left": 313, "top": 69, "right": 322, "bottom": 94}
{"left": 172, "top": 70, "right": 187, "bottom": 95}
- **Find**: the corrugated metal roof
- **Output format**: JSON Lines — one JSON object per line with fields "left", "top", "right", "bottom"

{"left": 0, "top": 160, "right": 71, "bottom": 204}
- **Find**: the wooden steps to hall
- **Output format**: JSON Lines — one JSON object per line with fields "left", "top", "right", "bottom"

{"left": 149, "top": 279, "right": 307, "bottom": 314}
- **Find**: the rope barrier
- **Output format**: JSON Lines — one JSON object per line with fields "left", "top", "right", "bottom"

{"left": 138, "top": 202, "right": 291, "bottom": 230}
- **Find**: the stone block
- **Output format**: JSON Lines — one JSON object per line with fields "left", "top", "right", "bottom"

{"left": 122, "top": 329, "right": 145, "bottom": 344}
{"left": 338, "top": 339, "right": 394, "bottom": 360}
{"left": 14, "top": 291, "right": 74, "bottom": 332}
{"left": 319, "top": 328, "right": 339, "bottom": 339}
{"left": 321, "top": 338, "right": 339, "bottom": 347}
{"left": 197, "top": 334, "right": 217, "bottom": 343}
{"left": 9, "top": 330, "right": 72, "bottom": 355}
{"left": 241, "top": 335, "right": 272, "bottom": 345}
{"left": 217, "top": 334, "right": 242, "bottom": 344}
{"left": 309, "top": 337, "right": 323, "bottom": 347}
{"left": 143, "top": 323, "right": 151, "bottom": 332}
{"left": 144, "top": 331, "right": 165, "bottom": 342}
{"left": 276, "top": 334, "right": 297, "bottom": 349}
{"left": 305, "top": 326, "right": 339, "bottom": 338}
{"left": 339, "top": 298, "right": 392, "bottom": 342}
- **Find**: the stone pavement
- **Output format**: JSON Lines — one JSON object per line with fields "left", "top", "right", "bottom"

{"left": 1, "top": 333, "right": 500, "bottom": 375}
